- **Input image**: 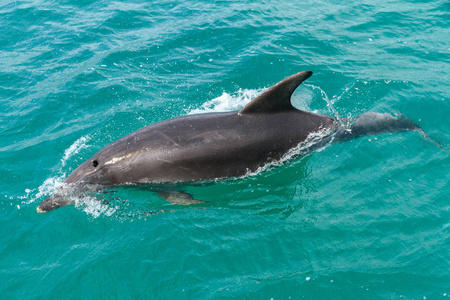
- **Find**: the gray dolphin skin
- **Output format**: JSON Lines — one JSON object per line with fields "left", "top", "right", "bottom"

{"left": 37, "top": 71, "right": 419, "bottom": 213}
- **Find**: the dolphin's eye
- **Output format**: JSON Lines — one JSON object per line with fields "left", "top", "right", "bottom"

{"left": 93, "top": 160, "right": 99, "bottom": 168}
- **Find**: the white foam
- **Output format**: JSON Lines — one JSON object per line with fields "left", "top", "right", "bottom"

{"left": 188, "top": 88, "right": 263, "bottom": 114}
{"left": 35, "top": 175, "right": 65, "bottom": 199}
{"left": 74, "top": 194, "right": 116, "bottom": 218}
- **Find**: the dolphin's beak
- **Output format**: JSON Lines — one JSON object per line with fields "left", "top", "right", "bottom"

{"left": 37, "top": 195, "right": 73, "bottom": 213}
{"left": 36, "top": 206, "right": 47, "bottom": 213}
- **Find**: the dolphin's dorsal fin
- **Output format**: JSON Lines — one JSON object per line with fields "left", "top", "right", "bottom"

{"left": 239, "top": 71, "right": 313, "bottom": 114}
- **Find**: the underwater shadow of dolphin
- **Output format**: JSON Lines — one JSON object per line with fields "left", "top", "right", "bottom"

{"left": 38, "top": 71, "right": 422, "bottom": 213}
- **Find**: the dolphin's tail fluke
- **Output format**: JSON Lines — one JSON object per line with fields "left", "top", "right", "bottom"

{"left": 334, "top": 112, "right": 420, "bottom": 142}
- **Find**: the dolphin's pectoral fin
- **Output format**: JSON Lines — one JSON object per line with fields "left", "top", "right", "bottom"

{"left": 239, "top": 71, "right": 313, "bottom": 114}
{"left": 155, "top": 190, "right": 207, "bottom": 205}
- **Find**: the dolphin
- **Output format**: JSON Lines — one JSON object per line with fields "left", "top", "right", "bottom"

{"left": 37, "top": 71, "right": 419, "bottom": 213}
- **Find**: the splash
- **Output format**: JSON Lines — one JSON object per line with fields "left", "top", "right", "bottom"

{"left": 74, "top": 194, "right": 117, "bottom": 218}
{"left": 38, "top": 135, "right": 91, "bottom": 197}
{"left": 16, "top": 136, "right": 90, "bottom": 206}
{"left": 34, "top": 175, "right": 66, "bottom": 201}
{"left": 61, "top": 136, "right": 90, "bottom": 166}
{"left": 304, "top": 83, "right": 354, "bottom": 126}
{"left": 188, "top": 88, "right": 264, "bottom": 114}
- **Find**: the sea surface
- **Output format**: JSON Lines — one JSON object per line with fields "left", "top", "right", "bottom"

{"left": 1, "top": 0, "right": 449, "bottom": 299}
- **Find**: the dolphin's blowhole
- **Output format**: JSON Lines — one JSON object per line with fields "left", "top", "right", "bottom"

{"left": 93, "top": 160, "right": 99, "bottom": 167}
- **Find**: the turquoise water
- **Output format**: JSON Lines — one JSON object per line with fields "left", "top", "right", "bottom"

{"left": 1, "top": 0, "right": 449, "bottom": 298}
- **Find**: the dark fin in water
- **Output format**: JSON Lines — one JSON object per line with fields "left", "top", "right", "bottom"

{"left": 37, "top": 195, "right": 74, "bottom": 213}
{"left": 156, "top": 190, "right": 207, "bottom": 205}
{"left": 334, "top": 112, "right": 420, "bottom": 142}
{"left": 239, "top": 71, "right": 313, "bottom": 114}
